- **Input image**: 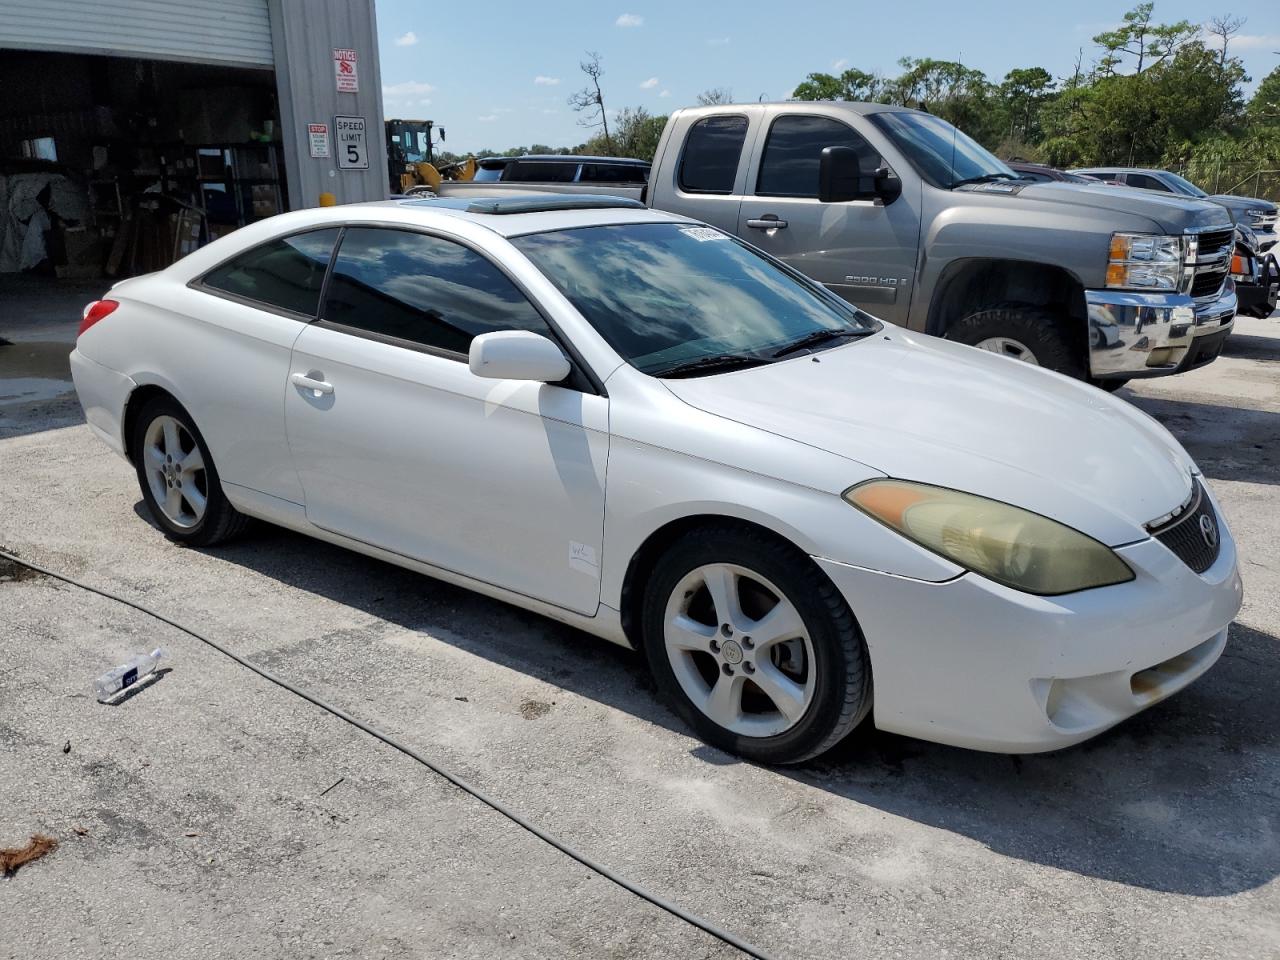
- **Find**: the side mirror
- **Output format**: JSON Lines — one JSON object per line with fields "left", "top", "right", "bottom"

{"left": 468, "top": 330, "right": 571, "bottom": 383}
{"left": 819, "top": 147, "right": 901, "bottom": 205}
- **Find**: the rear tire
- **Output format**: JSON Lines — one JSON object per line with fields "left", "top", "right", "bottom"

{"left": 947, "top": 306, "right": 1085, "bottom": 379}
{"left": 131, "top": 396, "right": 249, "bottom": 547}
{"left": 641, "top": 524, "right": 871, "bottom": 765}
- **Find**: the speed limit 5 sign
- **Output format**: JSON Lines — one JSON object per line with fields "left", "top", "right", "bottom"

{"left": 335, "top": 116, "right": 369, "bottom": 170}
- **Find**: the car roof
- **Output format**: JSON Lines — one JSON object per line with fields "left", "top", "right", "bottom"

{"left": 478, "top": 154, "right": 649, "bottom": 167}
{"left": 250, "top": 195, "right": 690, "bottom": 240}
{"left": 673, "top": 100, "right": 921, "bottom": 120}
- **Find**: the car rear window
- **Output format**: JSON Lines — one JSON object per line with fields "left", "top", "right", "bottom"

{"left": 503, "top": 161, "right": 580, "bottom": 183}
{"left": 678, "top": 115, "right": 748, "bottom": 194}
{"left": 200, "top": 229, "right": 339, "bottom": 317}
{"left": 579, "top": 163, "right": 648, "bottom": 184}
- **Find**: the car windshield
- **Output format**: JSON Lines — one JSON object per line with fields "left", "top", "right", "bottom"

{"left": 512, "top": 222, "right": 878, "bottom": 376}
{"left": 1160, "top": 171, "right": 1207, "bottom": 198}
{"left": 871, "top": 111, "right": 1017, "bottom": 189}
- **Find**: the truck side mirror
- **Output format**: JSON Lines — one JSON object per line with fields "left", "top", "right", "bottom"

{"left": 819, "top": 148, "right": 902, "bottom": 205}
{"left": 819, "top": 146, "right": 863, "bottom": 202}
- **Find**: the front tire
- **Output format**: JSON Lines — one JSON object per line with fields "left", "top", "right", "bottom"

{"left": 641, "top": 525, "right": 871, "bottom": 764}
{"left": 947, "top": 306, "right": 1085, "bottom": 379}
{"left": 131, "top": 396, "right": 249, "bottom": 546}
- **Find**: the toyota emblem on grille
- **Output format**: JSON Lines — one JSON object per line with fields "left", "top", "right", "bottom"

{"left": 1199, "top": 513, "right": 1219, "bottom": 549}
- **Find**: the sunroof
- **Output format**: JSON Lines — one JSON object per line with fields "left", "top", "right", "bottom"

{"left": 399, "top": 194, "right": 645, "bottom": 215}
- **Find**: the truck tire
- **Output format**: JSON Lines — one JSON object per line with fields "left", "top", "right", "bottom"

{"left": 947, "top": 306, "right": 1085, "bottom": 379}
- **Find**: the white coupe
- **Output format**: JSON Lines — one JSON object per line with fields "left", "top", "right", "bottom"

{"left": 71, "top": 195, "right": 1243, "bottom": 763}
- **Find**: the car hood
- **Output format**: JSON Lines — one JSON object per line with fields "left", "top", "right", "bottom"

{"left": 1209, "top": 194, "right": 1277, "bottom": 218}
{"left": 662, "top": 331, "right": 1196, "bottom": 546}
{"left": 1011, "top": 181, "right": 1232, "bottom": 233}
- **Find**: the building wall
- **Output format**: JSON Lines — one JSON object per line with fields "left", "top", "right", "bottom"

{"left": 0, "top": 0, "right": 273, "bottom": 68}
{"left": 268, "top": 0, "right": 389, "bottom": 208}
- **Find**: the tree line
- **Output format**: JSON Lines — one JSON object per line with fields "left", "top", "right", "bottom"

{"left": 443, "top": 3, "right": 1280, "bottom": 195}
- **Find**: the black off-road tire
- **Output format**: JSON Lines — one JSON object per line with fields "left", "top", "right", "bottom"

{"left": 641, "top": 524, "right": 872, "bottom": 765}
{"left": 947, "top": 305, "right": 1086, "bottom": 379}
{"left": 131, "top": 395, "right": 251, "bottom": 547}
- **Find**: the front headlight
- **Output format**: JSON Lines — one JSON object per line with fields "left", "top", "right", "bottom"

{"left": 1246, "top": 208, "right": 1266, "bottom": 225}
{"left": 845, "top": 480, "right": 1135, "bottom": 596}
{"left": 1106, "top": 232, "right": 1183, "bottom": 291}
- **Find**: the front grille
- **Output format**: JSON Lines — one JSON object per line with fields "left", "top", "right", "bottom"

{"left": 1148, "top": 480, "right": 1221, "bottom": 574}
{"left": 1194, "top": 229, "right": 1234, "bottom": 258}
{"left": 1190, "top": 267, "right": 1227, "bottom": 299}
{"left": 1249, "top": 211, "right": 1276, "bottom": 232}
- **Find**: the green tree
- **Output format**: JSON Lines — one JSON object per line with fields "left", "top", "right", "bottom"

{"left": 791, "top": 68, "right": 882, "bottom": 102}
{"left": 1248, "top": 66, "right": 1280, "bottom": 125}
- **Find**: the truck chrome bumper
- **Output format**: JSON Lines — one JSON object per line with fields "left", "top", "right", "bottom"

{"left": 1086, "top": 285, "right": 1237, "bottom": 379}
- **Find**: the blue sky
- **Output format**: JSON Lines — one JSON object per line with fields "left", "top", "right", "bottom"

{"left": 374, "top": 0, "right": 1280, "bottom": 153}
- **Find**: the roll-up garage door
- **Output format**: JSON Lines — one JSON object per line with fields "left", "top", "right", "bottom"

{"left": 0, "top": 0, "right": 272, "bottom": 68}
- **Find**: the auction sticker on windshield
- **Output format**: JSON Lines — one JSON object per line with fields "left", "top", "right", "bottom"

{"left": 680, "top": 227, "right": 727, "bottom": 242}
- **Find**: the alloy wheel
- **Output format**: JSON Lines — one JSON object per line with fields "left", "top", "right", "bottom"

{"left": 663, "top": 562, "right": 816, "bottom": 738}
{"left": 975, "top": 336, "right": 1040, "bottom": 364}
{"left": 142, "top": 415, "right": 208, "bottom": 529}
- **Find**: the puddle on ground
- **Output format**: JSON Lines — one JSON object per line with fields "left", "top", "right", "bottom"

{"left": 0, "top": 341, "right": 73, "bottom": 403}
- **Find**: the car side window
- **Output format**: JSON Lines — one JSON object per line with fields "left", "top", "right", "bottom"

{"left": 1127, "top": 173, "right": 1170, "bottom": 192}
{"left": 200, "top": 228, "right": 339, "bottom": 317}
{"left": 756, "top": 115, "right": 883, "bottom": 198}
{"left": 678, "top": 115, "right": 748, "bottom": 194}
{"left": 503, "top": 161, "right": 580, "bottom": 183}
{"left": 321, "top": 227, "right": 555, "bottom": 356}
{"left": 579, "top": 163, "right": 649, "bottom": 184}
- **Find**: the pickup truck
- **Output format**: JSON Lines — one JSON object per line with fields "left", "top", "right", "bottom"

{"left": 426, "top": 102, "right": 1240, "bottom": 384}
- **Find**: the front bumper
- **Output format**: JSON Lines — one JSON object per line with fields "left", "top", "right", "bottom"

{"left": 1087, "top": 284, "right": 1237, "bottom": 379}
{"left": 815, "top": 486, "right": 1243, "bottom": 753}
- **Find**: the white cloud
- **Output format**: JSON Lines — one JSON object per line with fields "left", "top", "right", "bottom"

{"left": 534, "top": 75, "right": 561, "bottom": 86}
{"left": 659, "top": 89, "right": 671, "bottom": 98}
{"left": 616, "top": 13, "right": 643, "bottom": 27}
{"left": 394, "top": 31, "right": 418, "bottom": 46}
{"left": 478, "top": 114, "right": 498, "bottom": 122}
{"left": 418, "top": 98, "right": 432, "bottom": 106}
{"left": 640, "top": 77, "right": 659, "bottom": 89}
{"left": 708, "top": 36, "right": 730, "bottom": 46}
{"left": 1232, "top": 33, "right": 1280, "bottom": 50}
{"left": 383, "top": 80, "right": 435, "bottom": 97}
{"left": 832, "top": 58, "right": 849, "bottom": 71}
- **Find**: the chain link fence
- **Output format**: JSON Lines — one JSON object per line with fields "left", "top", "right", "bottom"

{"left": 1157, "top": 160, "right": 1280, "bottom": 201}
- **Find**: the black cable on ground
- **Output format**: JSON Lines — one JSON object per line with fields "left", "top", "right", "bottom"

{"left": 1, "top": 547, "right": 776, "bottom": 960}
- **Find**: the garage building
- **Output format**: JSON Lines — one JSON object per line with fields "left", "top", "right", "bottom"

{"left": 0, "top": 0, "right": 387, "bottom": 285}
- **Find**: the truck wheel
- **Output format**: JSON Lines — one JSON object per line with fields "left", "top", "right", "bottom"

{"left": 947, "top": 306, "right": 1084, "bottom": 379}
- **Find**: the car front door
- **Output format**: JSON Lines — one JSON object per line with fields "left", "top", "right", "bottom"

{"left": 736, "top": 111, "right": 921, "bottom": 326}
{"left": 284, "top": 225, "right": 608, "bottom": 615}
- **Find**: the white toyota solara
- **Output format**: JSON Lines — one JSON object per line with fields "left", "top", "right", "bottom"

{"left": 70, "top": 195, "right": 1243, "bottom": 764}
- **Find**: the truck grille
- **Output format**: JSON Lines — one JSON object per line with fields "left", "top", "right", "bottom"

{"left": 1249, "top": 211, "right": 1276, "bottom": 232}
{"left": 1190, "top": 267, "right": 1227, "bottom": 299}
{"left": 1194, "top": 229, "right": 1234, "bottom": 258}
{"left": 1147, "top": 480, "right": 1221, "bottom": 575}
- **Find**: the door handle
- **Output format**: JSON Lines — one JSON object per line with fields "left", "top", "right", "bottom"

{"left": 746, "top": 217, "right": 788, "bottom": 230}
{"left": 291, "top": 372, "right": 333, "bottom": 396}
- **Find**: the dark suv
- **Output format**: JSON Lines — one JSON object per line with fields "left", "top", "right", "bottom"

{"left": 1006, "top": 161, "right": 1103, "bottom": 184}
{"left": 471, "top": 155, "right": 650, "bottom": 185}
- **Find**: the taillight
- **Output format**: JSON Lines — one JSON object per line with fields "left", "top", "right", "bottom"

{"left": 78, "top": 299, "right": 118, "bottom": 337}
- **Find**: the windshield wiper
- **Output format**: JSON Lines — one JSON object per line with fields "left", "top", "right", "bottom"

{"left": 770, "top": 328, "right": 868, "bottom": 359}
{"left": 655, "top": 353, "right": 773, "bottom": 379}
{"left": 950, "top": 173, "right": 1020, "bottom": 188}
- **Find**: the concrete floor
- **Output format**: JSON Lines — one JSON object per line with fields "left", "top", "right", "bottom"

{"left": 1, "top": 278, "right": 1277, "bottom": 959}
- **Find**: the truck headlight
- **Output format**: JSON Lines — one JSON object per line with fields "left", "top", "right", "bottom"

{"left": 1246, "top": 208, "right": 1266, "bottom": 226}
{"left": 845, "top": 480, "right": 1135, "bottom": 596}
{"left": 1106, "top": 233, "right": 1183, "bottom": 291}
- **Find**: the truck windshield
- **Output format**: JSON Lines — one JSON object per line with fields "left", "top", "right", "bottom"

{"left": 512, "top": 222, "right": 878, "bottom": 377}
{"left": 1160, "top": 172, "right": 1208, "bottom": 198}
{"left": 870, "top": 111, "right": 1017, "bottom": 190}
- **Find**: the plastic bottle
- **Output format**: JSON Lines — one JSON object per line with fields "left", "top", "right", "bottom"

{"left": 93, "top": 648, "right": 167, "bottom": 702}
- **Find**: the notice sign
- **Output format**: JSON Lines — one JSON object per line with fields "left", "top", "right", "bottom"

{"left": 333, "top": 48, "right": 359, "bottom": 93}
{"left": 335, "top": 116, "right": 369, "bottom": 169}
{"left": 307, "top": 123, "right": 330, "bottom": 158}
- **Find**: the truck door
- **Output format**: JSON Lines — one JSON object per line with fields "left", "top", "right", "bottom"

{"left": 736, "top": 111, "right": 920, "bottom": 326}
{"left": 651, "top": 112, "right": 757, "bottom": 234}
